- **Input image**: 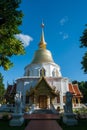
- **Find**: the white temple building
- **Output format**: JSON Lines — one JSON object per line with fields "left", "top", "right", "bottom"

{"left": 14, "top": 24, "right": 82, "bottom": 110}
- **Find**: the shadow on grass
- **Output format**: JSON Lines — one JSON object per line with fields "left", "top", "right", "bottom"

{"left": 0, "top": 117, "right": 87, "bottom": 130}
{"left": 57, "top": 117, "right": 87, "bottom": 130}
{"left": 0, "top": 119, "right": 30, "bottom": 130}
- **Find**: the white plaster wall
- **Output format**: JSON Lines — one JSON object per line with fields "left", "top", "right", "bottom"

{"left": 23, "top": 82, "right": 30, "bottom": 94}
{"left": 53, "top": 80, "right": 61, "bottom": 91}
{"left": 17, "top": 80, "right": 24, "bottom": 94}
{"left": 59, "top": 79, "right": 64, "bottom": 109}
{"left": 61, "top": 78, "right": 69, "bottom": 95}
{"left": 24, "top": 63, "right": 62, "bottom": 78}
{"left": 16, "top": 78, "right": 40, "bottom": 105}
{"left": 17, "top": 58, "right": 69, "bottom": 110}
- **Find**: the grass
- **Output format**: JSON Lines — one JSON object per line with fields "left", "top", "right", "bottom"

{"left": 0, "top": 118, "right": 87, "bottom": 130}
{"left": 0, "top": 110, "right": 87, "bottom": 130}
{"left": 0, "top": 119, "right": 29, "bottom": 130}
{"left": 57, "top": 118, "right": 87, "bottom": 130}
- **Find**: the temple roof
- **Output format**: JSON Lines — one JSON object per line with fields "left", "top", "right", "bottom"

{"left": 68, "top": 83, "right": 75, "bottom": 95}
{"left": 73, "top": 84, "right": 83, "bottom": 97}
{"left": 29, "top": 77, "right": 59, "bottom": 96}
{"left": 68, "top": 83, "right": 83, "bottom": 97}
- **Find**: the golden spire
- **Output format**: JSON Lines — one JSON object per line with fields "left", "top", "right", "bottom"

{"left": 39, "top": 21, "right": 46, "bottom": 49}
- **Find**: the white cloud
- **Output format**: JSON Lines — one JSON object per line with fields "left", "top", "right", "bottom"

{"left": 59, "top": 16, "right": 69, "bottom": 26}
{"left": 63, "top": 33, "right": 69, "bottom": 40}
{"left": 15, "top": 34, "right": 33, "bottom": 47}
{"left": 59, "top": 32, "right": 69, "bottom": 40}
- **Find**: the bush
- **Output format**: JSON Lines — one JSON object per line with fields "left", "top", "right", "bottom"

{"left": 2, "top": 114, "right": 9, "bottom": 121}
{"left": 57, "top": 106, "right": 60, "bottom": 112}
{"left": 24, "top": 106, "right": 30, "bottom": 112}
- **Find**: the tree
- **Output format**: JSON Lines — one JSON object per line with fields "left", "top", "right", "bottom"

{"left": 80, "top": 25, "right": 87, "bottom": 73}
{"left": 0, "top": 0, "right": 25, "bottom": 70}
{"left": 78, "top": 81, "right": 87, "bottom": 103}
{"left": 0, "top": 73, "right": 5, "bottom": 104}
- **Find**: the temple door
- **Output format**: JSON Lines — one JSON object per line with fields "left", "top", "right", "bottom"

{"left": 39, "top": 95, "right": 47, "bottom": 108}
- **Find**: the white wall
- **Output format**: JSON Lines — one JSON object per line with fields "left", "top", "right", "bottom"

{"left": 24, "top": 63, "right": 62, "bottom": 78}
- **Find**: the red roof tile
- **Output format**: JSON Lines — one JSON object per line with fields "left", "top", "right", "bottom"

{"left": 68, "top": 83, "right": 75, "bottom": 95}
{"left": 73, "top": 84, "right": 83, "bottom": 97}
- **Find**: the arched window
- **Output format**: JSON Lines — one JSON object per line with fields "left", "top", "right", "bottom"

{"left": 56, "top": 69, "right": 59, "bottom": 77}
{"left": 27, "top": 70, "right": 30, "bottom": 76}
{"left": 52, "top": 69, "right": 56, "bottom": 77}
{"left": 57, "top": 95, "right": 60, "bottom": 103}
{"left": 26, "top": 90, "right": 29, "bottom": 104}
{"left": 40, "top": 67, "right": 46, "bottom": 77}
{"left": 52, "top": 69, "right": 59, "bottom": 77}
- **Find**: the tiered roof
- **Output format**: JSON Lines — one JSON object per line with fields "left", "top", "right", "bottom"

{"left": 68, "top": 83, "right": 83, "bottom": 97}
{"left": 73, "top": 84, "right": 83, "bottom": 97}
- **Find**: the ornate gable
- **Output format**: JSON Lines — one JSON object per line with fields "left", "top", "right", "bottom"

{"left": 29, "top": 77, "right": 58, "bottom": 96}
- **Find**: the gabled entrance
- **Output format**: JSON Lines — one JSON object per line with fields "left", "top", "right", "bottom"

{"left": 28, "top": 77, "right": 58, "bottom": 109}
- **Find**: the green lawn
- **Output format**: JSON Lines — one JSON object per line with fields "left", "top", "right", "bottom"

{"left": 58, "top": 118, "right": 87, "bottom": 130}
{"left": 0, "top": 118, "right": 87, "bottom": 130}
{"left": 0, "top": 119, "right": 29, "bottom": 130}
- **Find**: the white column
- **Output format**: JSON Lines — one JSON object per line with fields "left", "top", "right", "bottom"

{"left": 60, "top": 79, "right": 64, "bottom": 109}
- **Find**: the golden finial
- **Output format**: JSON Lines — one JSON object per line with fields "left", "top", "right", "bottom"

{"left": 39, "top": 21, "right": 46, "bottom": 49}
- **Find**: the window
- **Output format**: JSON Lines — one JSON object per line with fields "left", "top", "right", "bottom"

{"left": 27, "top": 70, "right": 30, "bottom": 76}
{"left": 57, "top": 95, "right": 60, "bottom": 103}
{"left": 52, "top": 69, "right": 59, "bottom": 77}
{"left": 52, "top": 69, "right": 56, "bottom": 77}
{"left": 26, "top": 96, "right": 29, "bottom": 104}
{"left": 40, "top": 67, "right": 46, "bottom": 76}
{"left": 56, "top": 70, "right": 59, "bottom": 77}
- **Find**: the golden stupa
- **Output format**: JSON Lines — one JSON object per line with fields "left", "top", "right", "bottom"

{"left": 31, "top": 23, "right": 54, "bottom": 64}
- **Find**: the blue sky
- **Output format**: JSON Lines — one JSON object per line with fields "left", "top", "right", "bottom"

{"left": 0, "top": 0, "right": 87, "bottom": 87}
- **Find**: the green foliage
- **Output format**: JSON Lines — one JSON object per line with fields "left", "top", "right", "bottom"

{"left": 24, "top": 106, "right": 30, "bottom": 112}
{"left": 74, "top": 107, "right": 87, "bottom": 114}
{"left": 81, "top": 52, "right": 87, "bottom": 73}
{"left": 78, "top": 81, "right": 87, "bottom": 103}
{"left": 0, "top": 73, "right": 5, "bottom": 103}
{"left": 0, "top": 119, "right": 25, "bottom": 130}
{"left": 57, "top": 106, "right": 60, "bottom": 112}
{"left": 0, "top": 0, "right": 25, "bottom": 70}
{"left": 58, "top": 118, "right": 87, "bottom": 130}
{"left": 80, "top": 25, "right": 87, "bottom": 48}
{"left": 80, "top": 25, "right": 87, "bottom": 73}
{"left": 2, "top": 113, "right": 9, "bottom": 121}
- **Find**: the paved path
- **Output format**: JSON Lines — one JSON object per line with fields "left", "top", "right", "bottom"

{"left": 25, "top": 120, "right": 62, "bottom": 130}
{"left": 24, "top": 109, "right": 62, "bottom": 130}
